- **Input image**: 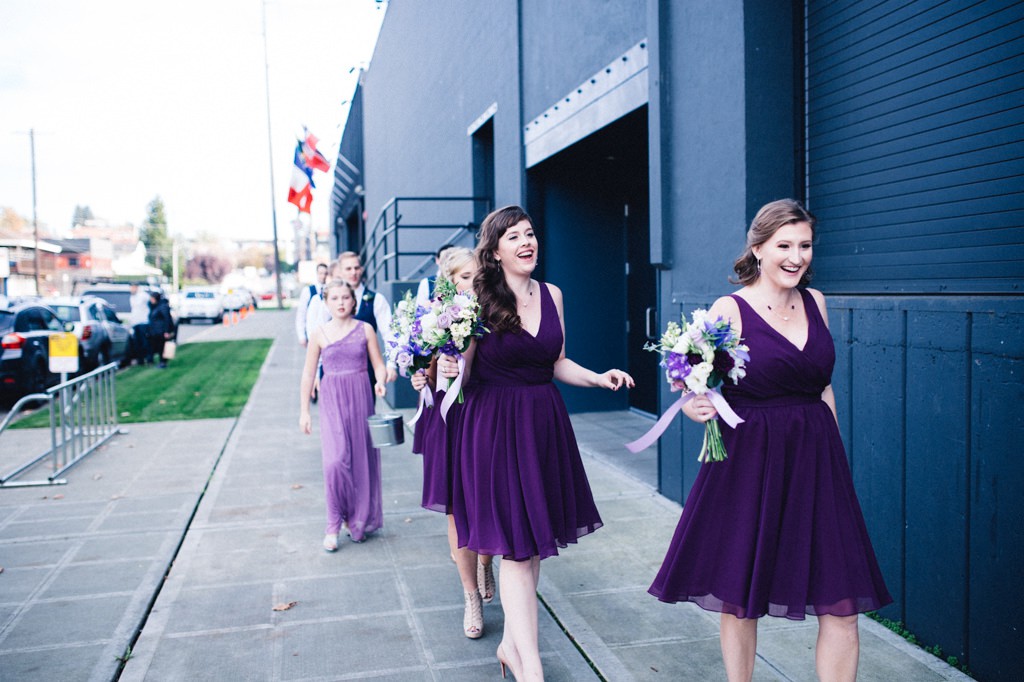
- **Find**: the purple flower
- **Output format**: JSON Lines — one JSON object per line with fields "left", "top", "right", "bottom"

{"left": 662, "top": 352, "right": 692, "bottom": 381}
{"left": 712, "top": 349, "right": 735, "bottom": 376}
{"left": 437, "top": 311, "right": 454, "bottom": 328}
{"left": 396, "top": 351, "right": 413, "bottom": 368}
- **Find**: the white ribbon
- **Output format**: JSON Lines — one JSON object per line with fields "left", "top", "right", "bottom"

{"left": 624, "top": 387, "right": 744, "bottom": 453}
{"left": 438, "top": 355, "right": 465, "bottom": 423}
{"left": 407, "top": 382, "right": 434, "bottom": 427}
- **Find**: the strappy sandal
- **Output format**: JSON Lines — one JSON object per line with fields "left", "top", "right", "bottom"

{"left": 477, "top": 557, "right": 495, "bottom": 603}
{"left": 463, "top": 590, "right": 483, "bottom": 639}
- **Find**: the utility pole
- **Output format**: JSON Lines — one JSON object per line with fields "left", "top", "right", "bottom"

{"left": 30, "top": 128, "right": 40, "bottom": 295}
{"left": 262, "top": 0, "right": 285, "bottom": 309}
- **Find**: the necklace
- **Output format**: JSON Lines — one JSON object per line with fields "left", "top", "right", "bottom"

{"left": 516, "top": 281, "right": 534, "bottom": 308}
{"left": 763, "top": 292, "right": 797, "bottom": 322}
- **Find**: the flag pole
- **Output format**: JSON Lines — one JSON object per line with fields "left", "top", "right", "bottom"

{"left": 262, "top": 0, "right": 284, "bottom": 310}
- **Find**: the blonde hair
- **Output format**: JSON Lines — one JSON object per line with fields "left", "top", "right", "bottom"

{"left": 438, "top": 247, "right": 476, "bottom": 282}
{"left": 322, "top": 279, "right": 356, "bottom": 306}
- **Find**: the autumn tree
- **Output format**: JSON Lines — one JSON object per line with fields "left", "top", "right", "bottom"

{"left": 185, "top": 252, "right": 232, "bottom": 283}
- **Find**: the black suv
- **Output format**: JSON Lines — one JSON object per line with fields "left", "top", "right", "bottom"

{"left": 0, "top": 301, "right": 67, "bottom": 401}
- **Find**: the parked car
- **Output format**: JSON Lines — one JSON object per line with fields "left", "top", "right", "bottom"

{"left": 78, "top": 284, "right": 148, "bottom": 322}
{"left": 178, "top": 287, "right": 225, "bottom": 324}
{"left": 48, "top": 296, "right": 131, "bottom": 370}
{"left": 0, "top": 301, "right": 69, "bottom": 400}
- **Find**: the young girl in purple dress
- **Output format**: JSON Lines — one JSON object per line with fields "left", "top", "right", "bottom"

{"left": 649, "top": 199, "right": 891, "bottom": 681}
{"left": 299, "top": 279, "right": 387, "bottom": 552}
{"left": 409, "top": 247, "right": 497, "bottom": 639}
{"left": 439, "top": 206, "right": 633, "bottom": 681}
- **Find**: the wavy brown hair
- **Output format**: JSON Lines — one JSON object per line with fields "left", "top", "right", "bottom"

{"left": 473, "top": 205, "right": 535, "bottom": 333}
{"left": 732, "top": 199, "right": 817, "bottom": 286}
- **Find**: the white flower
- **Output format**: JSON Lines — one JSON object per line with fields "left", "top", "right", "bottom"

{"left": 685, "top": 361, "right": 713, "bottom": 394}
{"left": 420, "top": 313, "right": 438, "bottom": 331}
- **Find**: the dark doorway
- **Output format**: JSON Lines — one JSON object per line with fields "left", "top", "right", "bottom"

{"left": 527, "top": 105, "right": 657, "bottom": 414}
{"left": 471, "top": 118, "right": 496, "bottom": 226}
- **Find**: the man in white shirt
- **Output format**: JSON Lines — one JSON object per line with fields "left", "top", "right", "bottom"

{"left": 128, "top": 283, "right": 152, "bottom": 364}
{"left": 295, "top": 262, "right": 329, "bottom": 346}
{"left": 415, "top": 244, "right": 457, "bottom": 308}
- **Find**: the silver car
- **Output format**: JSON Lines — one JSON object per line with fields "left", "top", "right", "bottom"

{"left": 48, "top": 296, "right": 131, "bottom": 370}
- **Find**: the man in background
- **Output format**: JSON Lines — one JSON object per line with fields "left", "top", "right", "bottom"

{"left": 295, "top": 262, "right": 329, "bottom": 347}
{"left": 128, "top": 283, "right": 151, "bottom": 365}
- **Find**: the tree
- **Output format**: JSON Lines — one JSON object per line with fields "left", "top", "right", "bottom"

{"left": 71, "top": 205, "right": 94, "bottom": 227}
{"left": 139, "top": 196, "right": 173, "bottom": 277}
{"left": 185, "top": 252, "right": 232, "bottom": 283}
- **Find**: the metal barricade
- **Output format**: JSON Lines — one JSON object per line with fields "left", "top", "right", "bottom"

{"left": 0, "top": 362, "right": 123, "bottom": 487}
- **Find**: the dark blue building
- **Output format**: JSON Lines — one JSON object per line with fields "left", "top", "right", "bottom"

{"left": 332, "top": 2, "right": 1024, "bottom": 678}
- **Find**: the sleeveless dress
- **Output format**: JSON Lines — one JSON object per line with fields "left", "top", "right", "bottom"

{"left": 318, "top": 322, "right": 383, "bottom": 541}
{"left": 417, "top": 388, "right": 459, "bottom": 513}
{"left": 450, "top": 282, "right": 603, "bottom": 561}
{"left": 649, "top": 289, "right": 891, "bottom": 618}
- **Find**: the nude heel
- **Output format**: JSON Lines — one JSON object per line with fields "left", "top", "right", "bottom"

{"left": 478, "top": 557, "right": 495, "bottom": 603}
{"left": 463, "top": 591, "right": 483, "bottom": 639}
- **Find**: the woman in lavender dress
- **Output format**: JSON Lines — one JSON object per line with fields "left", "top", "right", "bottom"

{"left": 439, "top": 206, "right": 633, "bottom": 681}
{"left": 299, "top": 280, "right": 387, "bottom": 552}
{"left": 649, "top": 200, "right": 891, "bottom": 681}
{"left": 409, "top": 247, "right": 497, "bottom": 639}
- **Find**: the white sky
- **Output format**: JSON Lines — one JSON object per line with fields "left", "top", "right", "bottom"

{"left": 0, "top": 0, "right": 386, "bottom": 242}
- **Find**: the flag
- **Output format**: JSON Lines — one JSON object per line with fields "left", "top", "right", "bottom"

{"left": 288, "top": 142, "right": 314, "bottom": 213}
{"left": 301, "top": 127, "right": 331, "bottom": 173}
{"left": 287, "top": 128, "right": 329, "bottom": 214}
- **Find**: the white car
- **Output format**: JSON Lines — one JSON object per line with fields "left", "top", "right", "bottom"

{"left": 178, "top": 287, "right": 225, "bottom": 324}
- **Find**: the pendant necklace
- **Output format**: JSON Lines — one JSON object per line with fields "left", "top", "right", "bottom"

{"left": 765, "top": 292, "right": 797, "bottom": 322}
{"left": 517, "top": 281, "right": 534, "bottom": 308}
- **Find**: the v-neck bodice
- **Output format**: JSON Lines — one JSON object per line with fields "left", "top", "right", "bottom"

{"left": 471, "top": 282, "right": 562, "bottom": 387}
{"left": 724, "top": 289, "right": 835, "bottom": 406}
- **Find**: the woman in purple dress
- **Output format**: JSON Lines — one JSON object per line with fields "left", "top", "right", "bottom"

{"left": 440, "top": 206, "right": 633, "bottom": 680}
{"left": 299, "top": 280, "right": 387, "bottom": 552}
{"left": 409, "top": 247, "right": 497, "bottom": 639}
{"left": 649, "top": 199, "right": 891, "bottom": 681}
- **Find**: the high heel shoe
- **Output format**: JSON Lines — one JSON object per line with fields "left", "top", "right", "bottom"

{"left": 463, "top": 590, "right": 483, "bottom": 639}
{"left": 496, "top": 644, "right": 515, "bottom": 679}
{"left": 478, "top": 557, "right": 495, "bottom": 603}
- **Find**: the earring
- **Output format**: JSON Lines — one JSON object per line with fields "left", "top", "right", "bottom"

{"left": 756, "top": 258, "right": 761, "bottom": 273}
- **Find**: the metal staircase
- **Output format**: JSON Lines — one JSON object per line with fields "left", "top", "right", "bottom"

{"left": 359, "top": 196, "right": 491, "bottom": 292}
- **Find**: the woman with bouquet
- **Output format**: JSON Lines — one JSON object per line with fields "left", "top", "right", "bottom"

{"left": 439, "top": 206, "right": 633, "bottom": 680}
{"left": 407, "top": 247, "right": 497, "bottom": 639}
{"left": 649, "top": 199, "right": 891, "bottom": 682}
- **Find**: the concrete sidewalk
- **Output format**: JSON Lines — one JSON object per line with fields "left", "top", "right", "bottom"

{"left": 1, "top": 309, "right": 972, "bottom": 680}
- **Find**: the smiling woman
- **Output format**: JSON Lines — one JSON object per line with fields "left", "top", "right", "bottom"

{"left": 649, "top": 198, "right": 891, "bottom": 682}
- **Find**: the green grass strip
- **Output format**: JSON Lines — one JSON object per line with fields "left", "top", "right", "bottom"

{"left": 12, "top": 339, "right": 273, "bottom": 427}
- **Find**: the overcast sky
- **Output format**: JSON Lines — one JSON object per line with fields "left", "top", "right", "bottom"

{"left": 0, "top": 0, "right": 386, "bottom": 242}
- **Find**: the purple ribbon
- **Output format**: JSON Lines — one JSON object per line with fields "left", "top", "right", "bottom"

{"left": 624, "top": 388, "right": 744, "bottom": 453}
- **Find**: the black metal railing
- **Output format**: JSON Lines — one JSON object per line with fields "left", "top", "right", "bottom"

{"left": 360, "top": 196, "right": 491, "bottom": 291}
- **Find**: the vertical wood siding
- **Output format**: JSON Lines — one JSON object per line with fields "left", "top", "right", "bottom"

{"left": 828, "top": 297, "right": 1024, "bottom": 680}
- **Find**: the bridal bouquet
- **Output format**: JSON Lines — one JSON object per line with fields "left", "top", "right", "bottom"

{"left": 385, "top": 291, "right": 432, "bottom": 378}
{"left": 419, "top": 277, "right": 487, "bottom": 416}
{"left": 626, "top": 309, "right": 749, "bottom": 462}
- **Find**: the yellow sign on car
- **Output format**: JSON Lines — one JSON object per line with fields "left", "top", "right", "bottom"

{"left": 49, "top": 332, "right": 80, "bottom": 374}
